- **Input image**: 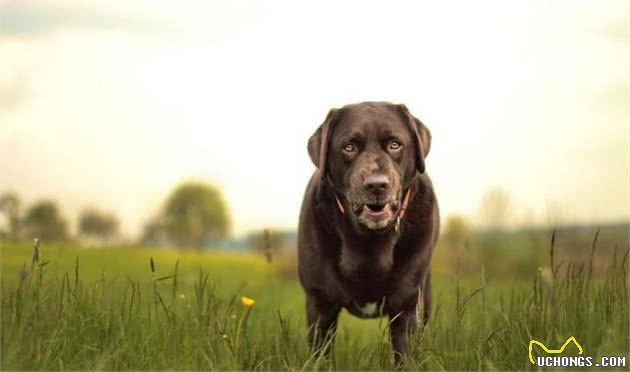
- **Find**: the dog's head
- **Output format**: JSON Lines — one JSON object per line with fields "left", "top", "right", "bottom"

{"left": 308, "top": 102, "right": 431, "bottom": 232}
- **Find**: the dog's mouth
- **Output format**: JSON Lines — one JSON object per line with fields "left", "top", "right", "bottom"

{"left": 362, "top": 203, "right": 389, "bottom": 215}
{"left": 352, "top": 200, "right": 399, "bottom": 230}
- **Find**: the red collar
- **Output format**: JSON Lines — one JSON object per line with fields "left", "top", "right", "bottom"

{"left": 334, "top": 189, "right": 412, "bottom": 231}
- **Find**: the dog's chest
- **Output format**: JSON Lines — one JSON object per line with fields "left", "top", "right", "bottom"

{"left": 335, "top": 234, "right": 401, "bottom": 314}
{"left": 345, "top": 298, "right": 386, "bottom": 318}
{"left": 339, "top": 258, "right": 391, "bottom": 310}
{"left": 338, "top": 241, "right": 395, "bottom": 281}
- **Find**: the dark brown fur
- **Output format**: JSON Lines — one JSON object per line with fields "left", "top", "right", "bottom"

{"left": 297, "top": 102, "right": 439, "bottom": 366}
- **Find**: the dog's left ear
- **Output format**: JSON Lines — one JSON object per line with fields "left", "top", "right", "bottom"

{"left": 396, "top": 104, "right": 431, "bottom": 174}
{"left": 308, "top": 108, "right": 340, "bottom": 181}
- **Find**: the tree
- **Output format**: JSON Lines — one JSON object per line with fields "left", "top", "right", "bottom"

{"left": 478, "top": 187, "right": 512, "bottom": 231}
{"left": 140, "top": 216, "right": 168, "bottom": 247}
{"left": 23, "top": 200, "right": 68, "bottom": 241}
{"left": 0, "top": 192, "right": 21, "bottom": 239}
{"left": 79, "top": 208, "right": 119, "bottom": 242}
{"left": 163, "top": 182, "right": 230, "bottom": 248}
{"left": 442, "top": 214, "right": 471, "bottom": 251}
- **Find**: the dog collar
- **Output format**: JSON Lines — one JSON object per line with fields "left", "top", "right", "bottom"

{"left": 334, "top": 188, "right": 412, "bottom": 232}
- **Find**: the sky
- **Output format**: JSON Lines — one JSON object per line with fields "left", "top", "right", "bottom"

{"left": 0, "top": 0, "right": 628, "bottom": 238}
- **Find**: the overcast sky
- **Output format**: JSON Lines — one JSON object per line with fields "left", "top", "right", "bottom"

{"left": 1, "top": 0, "right": 628, "bottom": 237}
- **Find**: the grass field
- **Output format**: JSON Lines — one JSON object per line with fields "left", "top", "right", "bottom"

{"left": 1, "top": 238, "right": 628, "bottom": 370}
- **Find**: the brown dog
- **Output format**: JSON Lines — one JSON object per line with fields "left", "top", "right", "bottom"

{"left": 297, "top": 101, "right": 439, "bottom": 365}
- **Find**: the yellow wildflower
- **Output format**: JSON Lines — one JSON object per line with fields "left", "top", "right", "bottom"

{"left": 240, "top": 296, "right": 255, "bottom": 308}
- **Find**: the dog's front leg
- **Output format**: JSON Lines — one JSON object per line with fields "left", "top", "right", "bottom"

{"left": 306, "top": 294, "right": 341, "bottom": 355}
{"left": 389, "top": 305, "right": 418, "bottom": 367}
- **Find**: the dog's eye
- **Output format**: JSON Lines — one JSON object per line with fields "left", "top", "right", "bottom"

{"left": 343, "top": 143, "right": 356, "bottom": 153}
{"left": 389, "top": 140, "right": 402, "bottom": 151}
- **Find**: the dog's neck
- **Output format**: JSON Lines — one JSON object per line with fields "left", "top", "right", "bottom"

{"left": 336, "top": 220, "right": 400, "bottom": 282}
{"left": 317, "top": 176, "right": 420, "bottom": 282}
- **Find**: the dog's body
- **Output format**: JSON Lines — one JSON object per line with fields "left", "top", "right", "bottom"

{"left": 297, "top": 102, "right": 439, "bottom": 364}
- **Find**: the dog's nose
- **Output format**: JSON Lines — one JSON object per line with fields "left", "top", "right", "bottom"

{"left": 363, "top": 175, "right": 390, "bottom": 192}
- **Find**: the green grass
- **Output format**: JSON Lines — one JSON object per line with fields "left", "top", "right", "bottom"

{"left": 1, "top": 239, "right": 628, "bottom": 370}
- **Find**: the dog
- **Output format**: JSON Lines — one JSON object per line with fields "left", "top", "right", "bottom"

{"left": 297, "top": 101, "right": 439, "bottom": 365}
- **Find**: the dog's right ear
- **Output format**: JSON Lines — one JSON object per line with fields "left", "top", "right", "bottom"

{"left": 307, "top": 108, "right": 340, "bottom": 181}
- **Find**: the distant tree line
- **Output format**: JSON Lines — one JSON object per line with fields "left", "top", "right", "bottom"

{"left": 0, "top": 192, "right": 118, "bottom": 243}
{"left": 1, "top": 181, "right": 231, "bottom": 249}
